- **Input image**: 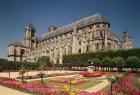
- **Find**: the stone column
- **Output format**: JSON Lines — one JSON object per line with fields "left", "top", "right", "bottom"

{"left": 66, "top": 46, "right": 69, "bottom": 54}
{"left": 81, "top": 42, "right": 87, "bottom": 53}
{"left": 104, "top": 30, "right": 107, "bottom": 50}
{"left": 59, "top": 47, "right": 63, "bottom": 64}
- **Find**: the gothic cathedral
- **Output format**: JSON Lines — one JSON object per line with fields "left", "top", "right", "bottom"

{"left": 7, "top": 13, "right": 132, "bottom": 64}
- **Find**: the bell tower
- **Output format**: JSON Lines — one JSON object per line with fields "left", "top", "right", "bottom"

{"left": 24, "top": 24, "right": 36, "bottom": 48}
{"left": 122, "top": 32, "right": 132, "bottom": 49}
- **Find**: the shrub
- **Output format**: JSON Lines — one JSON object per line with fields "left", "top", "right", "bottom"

{"left": 125, "top": 56, "right": 140, "bottom": 72}
{"left": 63, "top": 48, "right": 140, "bottom": 71}
{"left": 113, "top": 57, "right": 125, "bottom": 72}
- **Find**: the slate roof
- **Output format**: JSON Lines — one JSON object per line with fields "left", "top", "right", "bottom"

{"left": 9, "top": 40, "right": 25, "bottom": 47}
{"left": 39, "top": 13, "right": 109, "bottom": 41}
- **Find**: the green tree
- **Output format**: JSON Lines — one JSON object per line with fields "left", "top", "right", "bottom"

{"left": 37, "top": 56, "right": 52, "bottom": 67}
{"left": 91, "top": 58, "right": 100, "bottom": 71}
{"left": 113, "top": 57, "right": 124, "bottom": 72}
{"left": 125, "top": 56, "right": 140, "bottom": 72}
{"left": 37, "top": 72, "right": 46, "bottom": 84}
{"left": 106, "top": 75, "right": 117, "bottom": 95}
{"left": 101, "top": 57, "right": 112, "bottom": 71}
{"left": 19, "top": 67, "right": 26, "bottom": 84}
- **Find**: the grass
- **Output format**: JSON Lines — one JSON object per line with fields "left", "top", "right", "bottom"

{"left": 41, "top": 77, "right": 103, "bottom": 90}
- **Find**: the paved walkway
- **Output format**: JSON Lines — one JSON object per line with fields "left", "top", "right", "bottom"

{"left": 0, "top": 85, "right": 31, "bottom": 95}
{"left": 84, "top": 76, "right": 109, "bottom": 92}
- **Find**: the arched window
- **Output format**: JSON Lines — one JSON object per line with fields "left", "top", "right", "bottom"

{"left": 21, "top": 49, "right": 25, "bottom": 55}
{"left": 86, "top": 45, "right": 89, "bottom": 52}
{"left": 79, "top": 48, "right": 81, "bottom": 53}
{"left": 14, "top": 48, "right": 17, "bottom": 55}
{"left": 63, "top": 48, "right": 66, "bottom": 55}
{"left": 107, "top": 43, "right": 111, "bottom": 50}
{"left": 68, "top": 46, "right": 72, "bottom": 54}
{"left": 95, "top": 43, "right": 99, "bottom": 50}
{"left": 79, "top": 41, "right": 81, "bottom": 46}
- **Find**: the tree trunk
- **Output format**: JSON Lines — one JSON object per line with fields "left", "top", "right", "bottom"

{"left": 110, "top": 67, "right": 112, "bottom": 72}
{"left": 97, "top": 67, "right": 99, "bottom": 71}
{"left": 41, "top": 77, "right": 43, "bottom": 84}
{"left": 108, "top": 67, "right": 110, "bottom": 72}
{"left": 120, "top": 68, "right": 122, "bottom": 72}
{"left": 27, "top": 71, "right": 28, "bottom": 76}
{"left": 112, "top": 67, "right": 114, "bottom": 71}
{"left": 111, "top": 83, "right": 113, "bottom": 95}
{"left": 132, "top": 68, "right": 133, "bottom": 72}
{"left": 109, "top": 67, "right": 111, "bottom": 72}
{"left": 8, "top": 72, "right": 10, "bottom": 78}
{"left": 95, "top": 67, "right": 96, "bottom": 71}
{"left": 47, "top": 69, "right": 48, "bottom": 75}
{"left": 103, "top": 67, "right": 104, "bottom": 72}
{"left": 118, "top": 68, "right": 119, "bottom": 72}
{"left": 22, "top": 75, "right": 24, "bottom": 84}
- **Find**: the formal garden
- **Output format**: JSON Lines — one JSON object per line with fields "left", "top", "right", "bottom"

{"left": 0, "top": 48, "right": 140, "bottom": 95}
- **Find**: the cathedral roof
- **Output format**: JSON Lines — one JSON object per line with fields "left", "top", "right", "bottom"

{"left": 40, "top": 13, "right": 109, "bottom": 41}
{"left": 9, "top": 40, "right": 25, "bottom": 47}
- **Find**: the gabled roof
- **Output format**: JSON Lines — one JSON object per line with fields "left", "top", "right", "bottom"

{"left": 39, "top": 13, "right": 109, "bottom": 41}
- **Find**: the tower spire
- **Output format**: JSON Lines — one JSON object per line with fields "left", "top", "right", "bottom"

{"left": 122, "top": 28, "right": 132, "bottom": 50}
{"left": 24, "top": 24, "right": 36, "bottom": 48}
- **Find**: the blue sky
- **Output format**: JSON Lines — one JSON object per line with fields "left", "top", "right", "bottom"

{"left": 0, "top": 0, "right": 140, "bottom": 58}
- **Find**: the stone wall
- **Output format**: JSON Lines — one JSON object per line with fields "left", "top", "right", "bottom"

{"left": 29, "top": 22, "right": 122, "bottom": 64}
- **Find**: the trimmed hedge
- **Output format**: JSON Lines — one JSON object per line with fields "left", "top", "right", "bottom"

{"left": 0, "top": 56, "right": 52, "bottom": 71}
{"left": 63, "top": 48, "right": 140, "bottom": 67}
{"left": 37, "top": 56, "right": 52, "bottom": 67}
{"left": 0, "top": 61, "right": 40, "bottom": 71}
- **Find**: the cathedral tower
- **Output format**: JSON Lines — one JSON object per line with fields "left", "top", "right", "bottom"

{"left": 122, "top": 32, "right": 132, "bottom": 49}
{"left": 24, "top": 24, "right": 36, "bottom": 48}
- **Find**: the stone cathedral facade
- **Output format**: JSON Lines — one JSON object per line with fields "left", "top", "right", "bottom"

{"left": 7, "top": 13, "right": 132, "bottom": 64}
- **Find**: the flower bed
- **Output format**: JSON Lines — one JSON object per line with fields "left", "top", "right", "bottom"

{"left": 0, "top": 77, "right": 61, "bottom": 95}
{"left": 50, "top": 77, "right": 89, "bottom": 85}
{"left": 0, "top": 77, "right": 109, "bottom": 95}
{"left": 113, "top": 73, "right": 140, "bottom": 95}
{"left": 79, "top": 72, "right": 105, "bottom": 77}
{"left": 0, "top": 70, "right": 19, "bottom": 72}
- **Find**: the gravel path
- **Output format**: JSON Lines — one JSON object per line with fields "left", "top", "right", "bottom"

{"left": 0, "top": 70, "right": 79, "bottom": 79}
{"left": 26, "top": 74, "right": 79, "bottom": 82}
{"left": 0, "top": 85, "right": 31, "bottom": 95}
{"left": 84, "top": 76, "right": 109, "bottom": 92}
